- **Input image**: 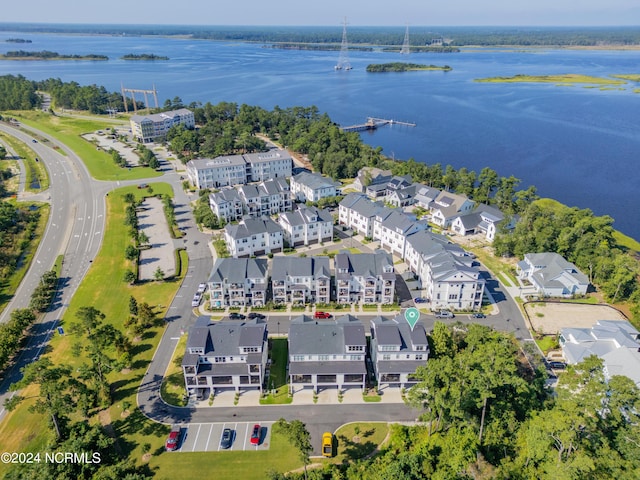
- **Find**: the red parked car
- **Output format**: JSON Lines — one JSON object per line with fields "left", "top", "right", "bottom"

{"left": 250, "top": 424, "right": 261, "bottom": 445}
{"left": 314, "top": 311, "right": 331, "bottom": 319}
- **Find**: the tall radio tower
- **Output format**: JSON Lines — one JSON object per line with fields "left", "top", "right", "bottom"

{"left": 400, "top": 24, "right": 410, "bottom": 54}
{"left": 335, "top": 17, "right": 352, "bottom": 70}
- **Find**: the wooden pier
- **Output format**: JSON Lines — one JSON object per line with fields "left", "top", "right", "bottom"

{"left": 341, "top": 117, "right": 416, "bottom": 132}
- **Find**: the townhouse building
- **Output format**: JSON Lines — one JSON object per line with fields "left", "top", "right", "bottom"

{"left": 223, "top": 217, "right": 283, "bottom": 258}
{"left": 278, "top": 206, "right": 333, "bottom": 247}
{"left": 405, "top": 230, "right": 484, "bottom": 310}
{"left": 288, "top": 315, "right": 367, "bottom": 393}
{"left": 290, "top": 172, "right": 341, "bottom": 202}
{"left": 338, "top": 193, "right": 390, "bottom": 238}
{"left": 208, "top": 188, "right": 244, "bottom": 223}
{"left": 209, "top": 178, "right": 291, "bottom": 222}
{"left": 186, "top": 149, "right": 292, "bottom": 189}
{"left": 335, "top": 250, "right": 396, "bottom": 305}
{"left": 131, "top": 108, "right": 195, "bottom": 143}
{"left": 271, "top": 256, "right": 331, "bottom": 305}
{"left": 207, "top": 257, "right": 269, "bottom": 307}
{"left": 370, "top": 316, "right": 429, "bottom": 388}
{"left": 373, "top": 209, "right": 428, "bottom": 258}
{"left": 182, "top": 317, "right": 268, "bottom": 397}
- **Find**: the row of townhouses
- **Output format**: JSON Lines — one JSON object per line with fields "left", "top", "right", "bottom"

{"left": 186, "top": 150, "right": 293, "bottom": 189}
{"left": 130, "top": 108, "right": 195, "bottom": 143}
{"left": 222, "top": 205, "right": 333, "bottom": 257}
{"left": 339, "top": 193, "right": 485, "bottom": 310}
{"left": 207, "top": 252, "right": 396, "bottom": 308}
{"left": 350, "top": 167, "right": 515, "bottom": 242}
{"left": 182, "top": 314, "right": 429, "bottom": 396}
{"left": 290, "top": 171, "right": 341, "bottom": 202}
{"left": 209, "top": 177, "right": 292, "bottom": 222}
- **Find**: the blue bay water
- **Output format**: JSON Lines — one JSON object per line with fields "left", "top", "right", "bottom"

{"left": 1, "top": 32, "right": 639, "bottom": 240}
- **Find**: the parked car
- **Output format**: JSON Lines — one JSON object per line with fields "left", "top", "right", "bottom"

{"left": 191, "top": 293, "right": 202, "bottom": 307}
{"left": 197, "top": 283, "right": 207, "bottom": 294}
{"left": 471, "top": 312, "right": 486, "bottom": 318}
{"left": 165, "top": 426, "right": 181, "bottom": 451}
{"left": 250, "top": 424, "right": 261, "bottom": 445}
{"left": 137, "top": 183, "right": 148, "bottom": 189}
{"left": 248, "top": 312, "right": 265, "bottom": 320}
{"left": 549, "top": 361, "right": 567, "bottom": 370}
{"left": 31, "top": 139, "right": 37, "bottom": 143}
{"left": 434, "top": 310, "right": 455, "bottom": 319}
{"left": 414, "top": 297, "right": 428, "bottom": 303}
{"left": 322, "top": 432, "right": 333, "bottom": 457}
{"left": 220, "top": 428, "right": 233, "bottom": 449}
{"left": 229, "top": 312, "right": 246, "bottom": 320}
{"left": 314, "top": 311, "right": 331, "bottom": 319}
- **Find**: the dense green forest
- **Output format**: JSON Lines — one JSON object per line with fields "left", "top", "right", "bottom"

{"left": 121, "top": 53, "right": 169, "bottom": 60}
{"left": 268, "top": 323, "right": 640, "bottom": 479}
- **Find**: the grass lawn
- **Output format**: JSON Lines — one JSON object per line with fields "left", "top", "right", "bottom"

{"left": 331, "top": 422, "right": 389, "bottom": 463}
{"left": 161, "top": 335, "right": 188, "bottom": 407}
{"left": 0, "top": 131, "right": 50, "bottom": 191}
{"left": 261, "top": 338, "right": 292, "bottom": 405}
{"left": 148, "top": 428, "right": 302, "bottom": 480}
{"left": 0, "top": 182, "right": 182, "bottom": 478}
{"left": 0, "top": 203, "right": 50, "bottom": 315}
{"left": 8, "top": 110, "right": 161, "bottom": 181}
{"left": 535, "top": 335, "right": 559, "bottom": 354}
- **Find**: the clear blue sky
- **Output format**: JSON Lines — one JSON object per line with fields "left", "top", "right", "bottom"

{"left": 4, "top": 0, "right": 640, "bottom": 26}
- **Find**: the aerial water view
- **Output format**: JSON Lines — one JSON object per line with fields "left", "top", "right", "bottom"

{"left": 0, "top": 1, "right": 639, "bottom": 479}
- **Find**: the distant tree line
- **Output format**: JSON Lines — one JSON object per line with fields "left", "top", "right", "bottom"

{"left": 1, "top": 50, "right": 108, "bottom": 60}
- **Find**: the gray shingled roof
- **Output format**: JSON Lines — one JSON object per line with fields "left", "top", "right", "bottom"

{"left": 271, "top": 256, "right": 331, "bottom": 282}
{"left": 524, "top": 253, "right": 589, "bottom": 289}
{"left": 225, "top": 216, "right": 282, "bottom": 239}
{"left": 244, "top": 150, "right": 292, "bottom": 164}
{"left": 208, "top": 258, "right": 268, "bottom": 284}
{"left": 334, "top": 251, "right": 395, "bottom": 281}
{"left": 288, "top": 314, "right": 365, "bottom": 355}
{"left": 293, "top": 172, "right": 340, "bottom": 190}
{"left": 280, "top": 206, "right": 332, "bottom": 227}
{"left": 187, "top": 319, "right": 266, "bottom": 357}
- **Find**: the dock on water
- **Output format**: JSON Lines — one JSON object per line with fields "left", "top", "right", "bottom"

{"left": 340, "top": 117, "right": 416, "bottom": 132}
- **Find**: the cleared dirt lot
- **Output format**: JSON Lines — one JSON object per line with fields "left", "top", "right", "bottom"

{"left": 525, "top": 302, "right": 627, "bottom": 334}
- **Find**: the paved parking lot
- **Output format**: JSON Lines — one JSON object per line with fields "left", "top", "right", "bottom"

{"left": 176, "top": 421, "right": 274, "bottom": 452}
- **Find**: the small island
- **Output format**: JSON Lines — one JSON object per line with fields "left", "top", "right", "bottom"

{"left": 474, "top": 73, "right": 625, "bottom": 86}
{"left": 366, "top": 62, "right": 452, "bottom": 73}
{"left": 0, "top": 50, "right": 108, "bottom": 61}
{"left": 5, "top": 38, "right": 32, "bottom": 43}
{"left": 121, "top": 53, "right": 169, "bottom": 60}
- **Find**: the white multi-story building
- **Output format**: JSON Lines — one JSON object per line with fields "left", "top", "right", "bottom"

{"left": 335, "top": 250, "right": 396, "bottom": 305}
{"left": 405, "top": 230, "right": 484, "bottom": 310}
{"left": 279, "top": 206, "right": 333, "bottom": 247}
{"left": 182, "top": 317, "right": 268, "bottom": 397}
{"left": 429, "top": 191, "right": 475, "bottom": 229}
{"left": 290, "top": 172, "right": 340, "bottom": 202}
{"left": 207, "top": 258, "right": 269, "bottom": 307}
{"left": 130, "top": 108, "right": 195, "bottom": 143}
{"left": 288, "top": 315, "right": 366, "bottom": 393}
{"left": 223, "top": 217, "right": 283, "bottom": 258}
{"left": 186, "top": 150, "right": 292, "bottom": 190}
{"left": 516, "top": 252, "right": 589, "bottom": 298}
{"left": 271, "top": 256, "right": 331, "bottom": 305}
{"left": 339, "top": 193, "right": 390, "bottom": 238}
{"left": 209, "top": 178, "right": 291, "bottom": 222}
{"left": 373, "top": 209, "right": 428, "bottom": 258}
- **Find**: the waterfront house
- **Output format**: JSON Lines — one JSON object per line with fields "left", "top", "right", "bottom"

{"left": 429, "top": 191, "right": 475, "bottom": 229}
{"left": 288, "top": 314, "right": 366, "bottom": 393}
{"left": 451, "top": 203, "right": 516, "bottom": 242}
{"left": 182, "top": 317, "right": 268, "bottom": 397}
{"left": 517, "top": 252, "right": 589, "bottom": 297}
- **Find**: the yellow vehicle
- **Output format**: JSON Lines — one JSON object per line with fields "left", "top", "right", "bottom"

{"left": 322, "top": 432, "right": 333, "bottom": 457}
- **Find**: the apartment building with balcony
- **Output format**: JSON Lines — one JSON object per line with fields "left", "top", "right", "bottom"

{"left": 405, "top": 230, "right": 484, "bottom": 310}
{"left": 209, "top": 178, "right": 291, "bottom": 222}
{"left": 207, "top": 258, "right": 269, "bottom": 307}
{"left": 335, "top": 250, "right": 396, "bottom": 305}
{"left": 373, "top": 209, "right": 428, "bottom": 258}
{"left": 338, "top": 193, "right": 390, "bottom": 238}
{"left": 271, "top": 256, "right": 331, "bottom": 305}
{"left": 182, "top": 317, "right": 268, "bottom": 397}
{"left": 290, "top": 172, "right": 341, "bottom": 202}
{"left": 223, "top": 217, "right": 283, "bottom": 258}
{"left": 370, "top": 316, "right": 429, "bottom": 388}
{"left": 288, "top": 314, "right": 366, "bottom": 393}
{"left": 278, "top": 205, "right": 333, "bottom": 247}
{"left": 130, "top": 108, "right": 195, "bottom": 143}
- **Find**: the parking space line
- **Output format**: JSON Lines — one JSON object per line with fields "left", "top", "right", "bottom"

{"left": 217, "top": 423, "right": 225, "bottom": 451}
{"left": 234, "top": 423, "right": 239, "bottom": 451}
{"left": 191, "top": 424, "right": 202, "bottom": 452}
{"left": 204, "top": 423, "right": 214, "bottom": 451}
{"left": 243, "top": 423, "right": 249, "bottom": 450}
